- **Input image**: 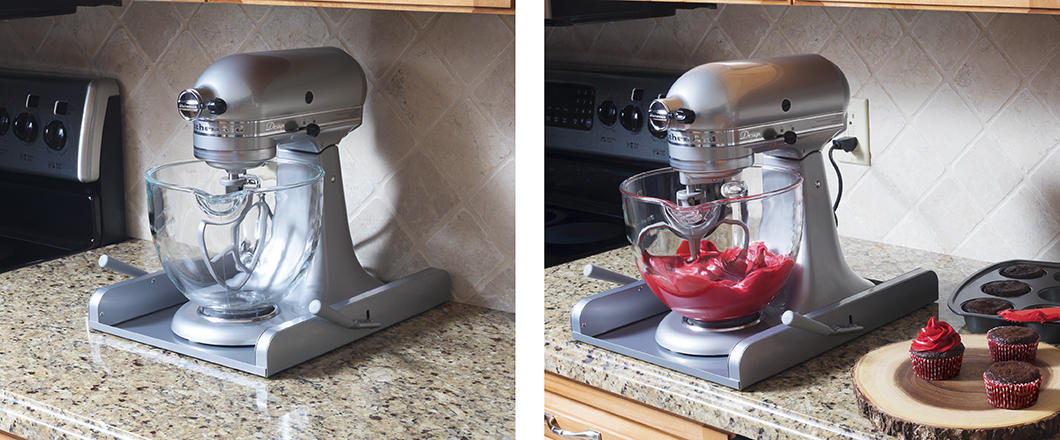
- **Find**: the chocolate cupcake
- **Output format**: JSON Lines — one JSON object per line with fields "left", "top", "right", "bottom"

{"left": 984, "top": 361, "right": 1041, "bottom": 409}
{"left": 1000, "top": 263, "right": 1046, "bottom": 280}
{"left": 987, "top": 326, "right": 1040, "bottom": 363}
{"left": 909, "top": 317, "right": 964, "bottom": 380}
{"left": 981, "top": 280, "right": 1032, "bottom": 298}
{"left": 962, "top": 298, "right": 1014, "bottom": 315}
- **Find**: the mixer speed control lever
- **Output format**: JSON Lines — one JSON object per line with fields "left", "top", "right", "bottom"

{"left": 309, "top": 300, "right": 382, "bottom": 330}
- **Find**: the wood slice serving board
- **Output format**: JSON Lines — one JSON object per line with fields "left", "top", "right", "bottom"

{"left": 852, "top": 335, "right": 1060, "bottom": 439}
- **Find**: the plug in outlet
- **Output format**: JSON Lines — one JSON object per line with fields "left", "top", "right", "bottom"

{"left": 837, "top": 98, "right": 871, "bottom": 166}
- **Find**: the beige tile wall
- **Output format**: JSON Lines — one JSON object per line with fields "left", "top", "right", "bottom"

{"left": 547, "top": 5, "right": 1060, "bottom": 264}
{"left": 0, "top": 0, "right": 516, "bottom": 312}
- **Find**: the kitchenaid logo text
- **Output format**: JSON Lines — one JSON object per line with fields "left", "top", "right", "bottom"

{"left": 194, "top": 122, "right": 245, "bottom": 136}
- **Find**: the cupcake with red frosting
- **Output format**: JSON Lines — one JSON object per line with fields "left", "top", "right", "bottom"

{"left": 909, "top": 317, "right": 965, "bottom": 380}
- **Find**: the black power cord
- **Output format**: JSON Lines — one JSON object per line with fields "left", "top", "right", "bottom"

{"left": 828, "top": 137, "right": 859, "bottom": 225}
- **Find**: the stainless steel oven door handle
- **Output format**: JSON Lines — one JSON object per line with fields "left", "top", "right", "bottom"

{"left": 544, "top": 413, "right": 602, "bottom": 440}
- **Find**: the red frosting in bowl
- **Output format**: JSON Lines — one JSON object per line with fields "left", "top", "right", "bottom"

{"left": 638, "top": 240, "right": 795, "bottom": 323}
{"left": 911, "top": 317, "right": 962, "bottom": 352}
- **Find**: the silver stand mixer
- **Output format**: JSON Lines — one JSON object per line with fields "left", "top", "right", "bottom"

{"left": 570, "top": 54, "right": 938, "bottom": 390}
{"left": 89, "top": 48, "right": 451, "bottom": 377}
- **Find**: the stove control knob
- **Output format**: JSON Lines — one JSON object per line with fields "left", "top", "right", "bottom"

{"left": 43, "top": 120, "right": 67, "bottom": 150}
{"left": 305, "top": 123, "right": 320, "bottom": 137}
{"left": 0, "top": 108, "right": 9, "bottom": 136}
{"left": 648, "top": 122, "right": 667, "bottom": 139}
{"left": 598, "top": 100, "right": 617, "bottom": 126}
{"left": 13, "top": 112, "right": 37, "bottom": 143}
{"left": 783, "top": 130, "right": 798, "bottom": 145}
{"left": 620, "top": 104, "right": 642, "bottom": 132}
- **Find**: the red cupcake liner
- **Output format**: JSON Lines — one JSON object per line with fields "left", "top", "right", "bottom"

{"left": 909, "top": 351, "right": 963, "bottom": 380}
{"left": 984, "top": 375, "right": 1041, "bottom": 409}
{"left": 988, "top": 337, "right": 1039, "bottom": 363}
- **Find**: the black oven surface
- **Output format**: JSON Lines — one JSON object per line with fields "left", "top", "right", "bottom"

{"left": 0, "top": 72, "right": 125, "bottom": 274}
{"left": 0, "top": 235, "right": 71, "bottom": 273}
{"left": 544, "top": 151, "right": 658, "bottom": 267}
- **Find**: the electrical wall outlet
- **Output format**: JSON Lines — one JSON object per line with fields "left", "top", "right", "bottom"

{"left": 837, "top": 97, "right": 871, "bottom": 166}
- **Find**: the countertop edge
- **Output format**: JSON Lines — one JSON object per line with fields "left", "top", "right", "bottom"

{"left": 0, "top": 387, "right": 146, "bottom": 440}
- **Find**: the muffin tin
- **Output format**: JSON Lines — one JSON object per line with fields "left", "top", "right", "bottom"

{"left": 948, "top": 259, "right": 1060, "bottom": 343}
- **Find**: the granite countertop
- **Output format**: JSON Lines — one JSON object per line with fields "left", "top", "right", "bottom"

{"left": 0, "top": 239, "right": 514, "bottom": 440}
{"left": 544, "top": 237, "right": 1042, "bottom": 439}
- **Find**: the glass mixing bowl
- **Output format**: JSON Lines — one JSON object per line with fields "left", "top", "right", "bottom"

{"left": 145, "top": 158, "right": 324, "bottom": 319}
{"left": 620, "top": 166, "right": 803, "bottom": 326}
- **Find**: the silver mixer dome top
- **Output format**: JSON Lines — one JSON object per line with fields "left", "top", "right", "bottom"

{"left": 176, "top": 47, "right": 368, "bottom": 171}
{"left": 649, "top": 54, "right": 850, "bottom": 181}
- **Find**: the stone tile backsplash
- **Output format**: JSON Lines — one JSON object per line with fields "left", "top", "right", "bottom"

{"left": 547, "top": 5, "right": 1060, "bottom": 264}
{"left": 1, "top": 0, "right": 515, "bottom": 312}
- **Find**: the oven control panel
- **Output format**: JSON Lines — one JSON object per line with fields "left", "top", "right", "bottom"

{"left": 0, "top": 73, "right": 120, "bottom": 183}
{"left": 545, "top": 82, "right": 595, "bottom": 131}
{"left": 545, "top": 66, "right": 679, "bottom": 164}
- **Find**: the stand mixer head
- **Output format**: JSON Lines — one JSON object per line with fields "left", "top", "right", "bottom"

{"left": 647, "top": 54, "right": 849, "bottom": 184}
{"left": 176, "top": 47, "right": 366, "bottom": 191}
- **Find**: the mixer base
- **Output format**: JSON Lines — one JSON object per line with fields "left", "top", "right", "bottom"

{"left": 171, "top": 302, "right": 288, "bottom": 346}
{"left": 656, "top": 312, "right": 764, "bottom": 356}
{"left": 571, "top": 268, "right": 938, "bottom": 390}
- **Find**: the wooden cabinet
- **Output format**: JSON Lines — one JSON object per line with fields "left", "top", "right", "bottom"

{"left": 544, "top": 372, "right": 732, "bottom": 440}
{"left": 792, "top": 0, "right": 1060, "bottom": 14}
{"left": 141, "top": 0, "right": 514, "bottom": 15}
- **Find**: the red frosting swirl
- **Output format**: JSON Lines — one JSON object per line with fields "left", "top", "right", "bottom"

{"left": 910, "top": 317, "right": 961, "bottom": 352}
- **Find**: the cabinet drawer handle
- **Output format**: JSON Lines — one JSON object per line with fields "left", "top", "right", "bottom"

{"left": 544, "top": 413, "right": 602, "bottom": 440}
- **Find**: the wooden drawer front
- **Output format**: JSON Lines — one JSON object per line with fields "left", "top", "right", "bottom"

{"left": 544, "top": 372, "right": 730, "bottom": 440}
{"left": 307, "top": 0, "right": 511, "bottom": 8}
{"left": 619, "top": 0, "right": 790, "bottom": 4}
{"left": 141, "top": 0, "right": 514, "bottom": 14}
{"left": 793, "top": 0, "right": 1060, "bottom": 13}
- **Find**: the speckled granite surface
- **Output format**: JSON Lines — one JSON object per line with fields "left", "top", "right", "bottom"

{"left": 545, "top": 237, "right": 1057, "bottom": 440}
{"left": 0, "top": 239, "right": 514, "bottom": 440}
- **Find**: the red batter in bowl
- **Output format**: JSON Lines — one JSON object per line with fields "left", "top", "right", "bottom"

{"left": 638, "top": 240, "right": 795, "bottom": 323}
